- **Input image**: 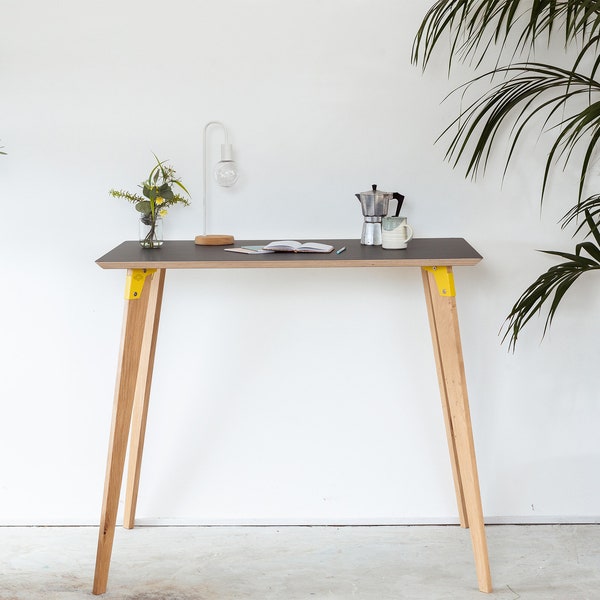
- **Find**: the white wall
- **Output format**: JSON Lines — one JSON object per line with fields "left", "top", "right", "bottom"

{"left": 1, "top": 0, "right": 599, "bottom": 526}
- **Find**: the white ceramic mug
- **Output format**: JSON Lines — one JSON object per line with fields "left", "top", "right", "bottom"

{"left": 381, "top": 216, "right": 414, "bottom": 249}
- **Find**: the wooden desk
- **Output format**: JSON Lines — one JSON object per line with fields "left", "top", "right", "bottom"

{"left": 92, "top": 238, "right": 492, "bottom": 594}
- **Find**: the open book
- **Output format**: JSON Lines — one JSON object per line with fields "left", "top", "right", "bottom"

{"left": 263, "top": 240, "right": 334, "bottom": 253}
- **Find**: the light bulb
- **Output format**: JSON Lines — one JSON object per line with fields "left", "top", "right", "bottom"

{"left": 213, "top": 160, "right": 239, "bottom": 187}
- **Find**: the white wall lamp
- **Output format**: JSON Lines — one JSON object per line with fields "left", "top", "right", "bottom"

{"left": 194, "top": 121, "right": 240, "bottom": 246}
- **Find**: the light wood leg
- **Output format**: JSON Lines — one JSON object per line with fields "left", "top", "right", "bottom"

{"left": 422, "top": 269, "right": 468, "bottom": 527}
{"left": 92, "top": 270, "right": 161, "bottom": 595}
{"left": 123, "top": 269, "right": 166, "bottom": 529}
{"left": 421, "top": 267, "right": 492, "bottom": 593}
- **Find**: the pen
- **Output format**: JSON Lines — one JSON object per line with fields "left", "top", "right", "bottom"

{"left": 336, "top": 246, "right": 346, "bottom": 255}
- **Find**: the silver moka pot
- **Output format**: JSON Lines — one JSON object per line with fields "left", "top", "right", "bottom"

{"left": 355, "top": 184, "right": 404, "bottom": 245}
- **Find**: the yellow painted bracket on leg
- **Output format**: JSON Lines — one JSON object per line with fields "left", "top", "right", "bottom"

{"left": 125, "top": 269, "right": 156, "bottom": 300}
{"left": 423, "top": 266, "right": 456, "bottom": 297}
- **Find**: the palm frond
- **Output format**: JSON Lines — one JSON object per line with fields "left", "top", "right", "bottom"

{"left": 502, "top": 208, "right": 600, "bottom": 349}
{"left": 561, "top": 192, "right": 600, "bottom": 234}
{"left": 413, "top": 0, "right": 600, "bottom": 71}
{"left": 438, "top": 62, "right": 600, "bottom": 200}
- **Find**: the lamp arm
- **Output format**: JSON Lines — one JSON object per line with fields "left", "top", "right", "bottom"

{"left": 202, "top": 121, "right": 229, "bottom": 236}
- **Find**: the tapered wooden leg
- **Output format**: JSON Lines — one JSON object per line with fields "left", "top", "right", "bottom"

{"left": 422, "top": 269, "right": 468, "bottom": 528}
{"left": 422, "top": 267, "right": 492, "bottom": 593}
{"left": 92, "top": 270, "right": 161, "bottom": 595}
{"left": 123, "top": 269, "right": 165, "bottom": 529}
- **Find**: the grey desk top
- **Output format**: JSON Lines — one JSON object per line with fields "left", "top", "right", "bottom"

{"left": 96, "top": 238, "right": 482, "bottom": 270}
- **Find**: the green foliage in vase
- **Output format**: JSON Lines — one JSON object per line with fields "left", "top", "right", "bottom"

{"left": 110, "top": 154, "right": 191, "bottom": 224}
{"left": 412, "top": 0, "right": 600, "bottom": 349}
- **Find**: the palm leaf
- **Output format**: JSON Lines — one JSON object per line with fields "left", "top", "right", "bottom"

{"left": 413, "top": 1, "right": 600, "bottom": 70}
{"left": 436, "top": 62, "right": 600, "bottom": 200}
{"left": 502, "top": 208, "right": 600, "bottom": 349}
{"left": 561, "top": 193, "right": 600, "bottom": 234}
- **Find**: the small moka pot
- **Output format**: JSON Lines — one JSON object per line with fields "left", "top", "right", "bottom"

{"left": 355, "top": 184, "right": 404, "bottom": 245}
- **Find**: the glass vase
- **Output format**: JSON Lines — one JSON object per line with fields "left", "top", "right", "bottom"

{"left": 139, "top": 215, "right": 163, "bottom": 248}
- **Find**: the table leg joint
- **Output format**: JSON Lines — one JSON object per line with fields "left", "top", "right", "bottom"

{"left": 423, "top": 266, "right": 456, "bottom": 297}
{"left": 125, "top": 268, "right": 157, "bottom": 300}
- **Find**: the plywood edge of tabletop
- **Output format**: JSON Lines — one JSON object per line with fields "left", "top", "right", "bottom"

{"left": 95, "top": 257, "right": 482, "bottom": 269}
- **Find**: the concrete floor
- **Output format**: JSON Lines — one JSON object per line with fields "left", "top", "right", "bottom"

{"left": 0, "top": 525, "right": 599, "bottom": 599}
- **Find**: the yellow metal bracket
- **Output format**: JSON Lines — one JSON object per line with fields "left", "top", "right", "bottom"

{"left": 423, "top": 266, "right": 456, "bottom": 297}
{"left": 125, "top": 268, "right": 156, "bottom": 300}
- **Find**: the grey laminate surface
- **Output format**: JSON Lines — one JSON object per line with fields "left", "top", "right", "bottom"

{"left": 96, "top": 238, "right": 482, "bottom": 269}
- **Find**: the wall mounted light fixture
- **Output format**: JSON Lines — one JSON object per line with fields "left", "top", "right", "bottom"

{"left": 195, "top": 121, "right": 239, "bottom": 246}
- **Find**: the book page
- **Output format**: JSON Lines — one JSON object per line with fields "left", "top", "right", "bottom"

{"left": 263, "top": 241, "right": 302, "bottom": 251}
{"left": 298, "top": 242, "right": 334, "bottom": 253}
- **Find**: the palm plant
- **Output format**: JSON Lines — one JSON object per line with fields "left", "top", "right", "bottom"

{"left": 412, "top": 0, "right": 600, "bottom": 348}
